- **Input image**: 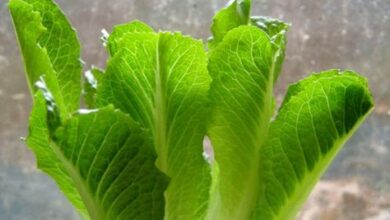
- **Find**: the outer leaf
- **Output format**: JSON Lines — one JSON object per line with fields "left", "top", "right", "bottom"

{"left": 252, "top": 70, "right": 374, "bottom": 220}
{"left": 9, "top": 0, "right": 82, "bottom": 115}
{"left": 54, "top": 106, "right": 168, "bottom": 220}
{"left": 209, "top": 0, "right": 251, "bottom": 48}
{"left": 107, "top": 20, "right": 154, "bottom": 56}
{"left": 206, "top": 25, "right": 280, "bottom": 220}
{"left": 10, "top": 0, "right": 86, "bottom": 217}
{"left": 209, "top": 0, "right": 289, "bottom": 57}
{"left": 97, "top": 30, "right": 211, "bottom": 219}
{"left": 250, "top": 16, "right": 290, "bottom": 39}
{"left": 250, "top": 16, "right": 289, "bottom": 81}
{"left": 30, "top": 90, "right": 169, "bottom": 220}
{"left": 27, "top": 92, "right": 89, "bottom": 218}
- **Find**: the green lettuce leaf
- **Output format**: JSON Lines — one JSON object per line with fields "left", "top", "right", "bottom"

{"left": 206, "top": 21, "right": 373, "bottom": 219}
{"left": 53, "top": 105, "right": 168, "bottom": 220}
{"left": 206, "top": 25, "right": 280, "bottom": 220}
{"left": 250, "top": 16, "right": 290, "bottom": 39}
{"left": 27, "top": 91, "right": 89, "bottom": 218}
{"left": 28, "top": 83, "right": 169, "bottom": 220}
{"left": 97, "top": 25, "right": 212, "bottom": 220}
{"left": 252, "top": 70, "right": 373, "bottom": 220}
{"left": 250, "top": 16, "right": 289, "bottom": 81}
{"left": 11, "top": 1, "right": 169, "bottom": 219}
{"left": 209, "top": 0, "right": 251, "bottom": 48}
{"left": 9, "top": 0, "right": 82, "bottom": 116}
{"left": 32, "top": 87, "right": 168, "bottom": 220}
{"left": 209, "top": 0, "right": 288, "bottom": 79}
{"left": 107, "top": 20, "right": 154, "bottom": 56}
{"left": 9, "top": 0, "right": 375, "bottom": 219}
{"left": 10, "top": 0, "right": 86, "bottom": 216}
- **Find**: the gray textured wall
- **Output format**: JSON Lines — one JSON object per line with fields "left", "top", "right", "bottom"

{"left": 0, "top": 0, "right": 389, "bottom": 219}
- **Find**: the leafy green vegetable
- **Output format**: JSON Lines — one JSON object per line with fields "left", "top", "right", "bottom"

{"left": 28, "top": 90, "right": 89, "bottom": 218}
{"left": 106, "top": 20, "right": 154, "bottom": 56}
{"left": 32, "top": 91, "right": 168, "bottom": 219}
{"left": 9, "top": 0, "right": 374, "bottom": 219}
{"left": 250, "top": 16, "right": 289, "bottom": 81}
{"left": 206, "top": 25, "right": 279, "bottom": 220}
{"left": 252, "top": 70, "right": 373, "bottom": 220}
{"left": 209, "top": 0, "right": 288, "bottom": 79}
{"left": 97, "top": 25, "right": 212, "bottom": 220}
{"left": 54, "top": 105, "right": 168, "bottom": 220}
{"left": 209, "top": 0, "right": 251, "bottom": 48}
{"left": 10, "top": 0, "right": 85, "bottom": 216}
{"left": 9, "top": 0, "right": 81, "bottom": 116}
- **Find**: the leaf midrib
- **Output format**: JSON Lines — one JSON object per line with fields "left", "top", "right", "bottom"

{"left": 154, "top": 33, "right": 169, "bottom": 173}
{"left": 206, "top": 33, "right": 279, "bottom": 220}
{"left": 50, "top": 141, "right": 104, "bottom": 220}
{"left": 232, "top": 41, "right": 277, "bottom": 220}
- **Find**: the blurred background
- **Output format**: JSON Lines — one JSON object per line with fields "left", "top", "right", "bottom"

{"left": 0, "top": 0, "right": 389, "bottom": 219}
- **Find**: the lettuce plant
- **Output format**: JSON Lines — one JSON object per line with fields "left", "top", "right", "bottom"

{"left": 9, "top": 0, "right": 374, "bottom": 219}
